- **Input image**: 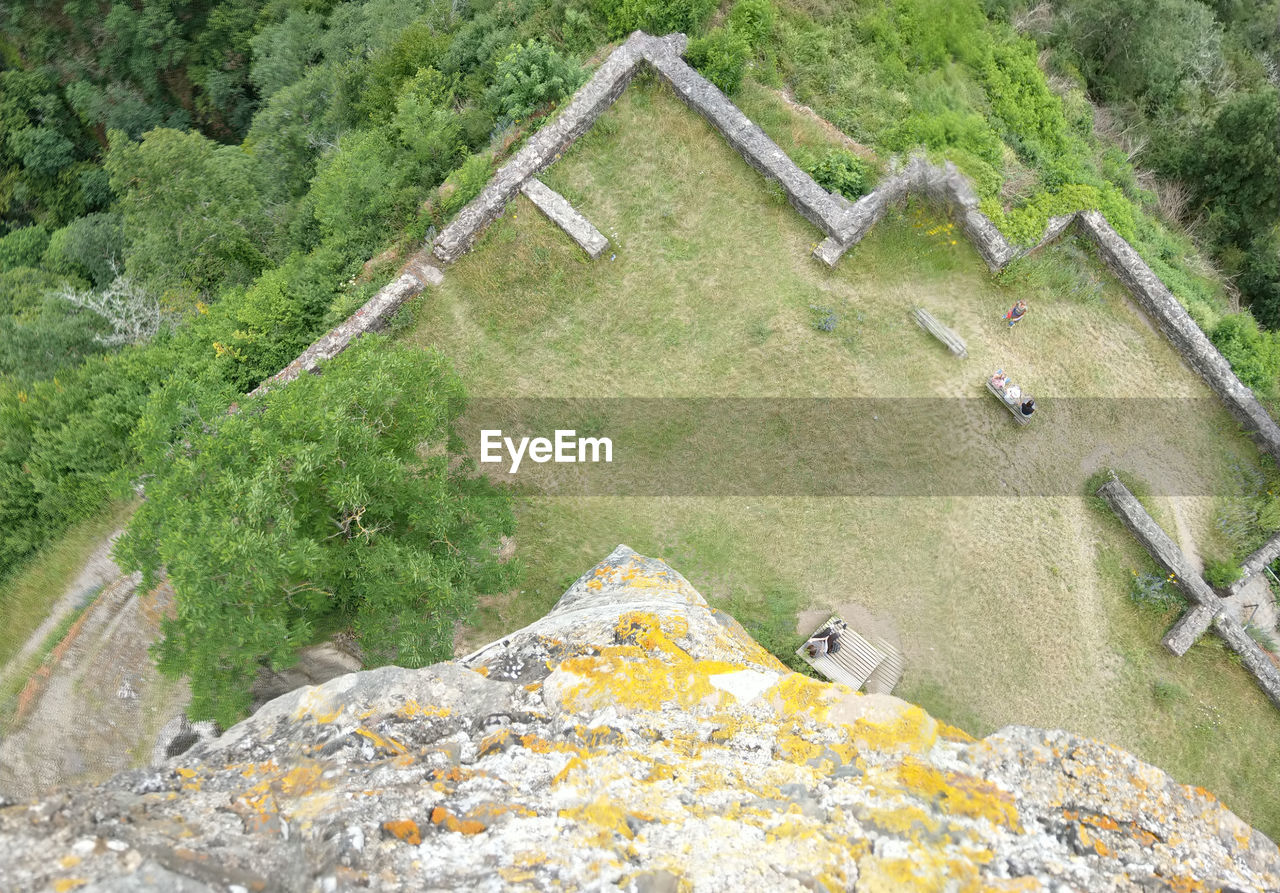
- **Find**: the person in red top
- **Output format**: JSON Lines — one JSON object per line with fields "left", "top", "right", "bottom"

{"left": 1005, "top": 300, "right": 1027, "bottom": 327}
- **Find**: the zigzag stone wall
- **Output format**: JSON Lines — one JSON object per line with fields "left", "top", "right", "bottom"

{"left": 428, "top": 33, "right": 1280, "bottom": 466}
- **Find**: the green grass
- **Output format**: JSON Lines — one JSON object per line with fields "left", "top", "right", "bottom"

{"left": 404, "top": 80, "right": 1280, "bottom": 837}
{"left": 0, "top": 502, "right": 131, "bottom": 670}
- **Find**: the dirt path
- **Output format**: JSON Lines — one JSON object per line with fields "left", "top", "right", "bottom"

{"left": 0, "top": 529, "right": 125, "bottom": 694}
{"left": 0, "top": 579, "right": 189, "bottom": 799}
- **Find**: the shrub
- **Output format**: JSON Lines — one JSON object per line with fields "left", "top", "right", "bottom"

{"left": 0, "top": 226, "right": 50, "bottom": 272}
{"left": 116, "top": 338, "right": 517, "bottom": 727}
{"left": 487, "top": 40, "right": 583, "bottom": 122}
{"left": 727, "top": 0, "right": 776, "bottom": 48}
{"left": 1203, "top": 557, "right": 1243, "bottom": 589}
{"left": 686, "top": 29, "right": 751, "bottom": 94}
{"left": 594, "top": 0, "right": 717, "bottom": 39}
{"left": 1211, "top": 313, "right": 1280, "bottom": 397}
{"left": 807, "top": 148, "right": 876, "bottom": 200}
{"left": 438, "top": 153, "right": 493, "bottom": 217}
{"left": 1128, "top": 569, "right": 1184, "bottom": 609}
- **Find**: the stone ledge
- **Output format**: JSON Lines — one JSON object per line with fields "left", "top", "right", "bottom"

{"left": 249, "top": 250, "right": 443, "bottom": 396}
{"left": 520, "top": 178, "right": 609, "bottom": 259}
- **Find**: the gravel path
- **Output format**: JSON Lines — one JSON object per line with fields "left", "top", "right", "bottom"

{"left": 0, "top": 529, "right": 125, "bottom": 694}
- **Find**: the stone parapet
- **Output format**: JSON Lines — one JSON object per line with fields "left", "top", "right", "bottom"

{"left": 1076, "top": 211, "right": 1280, "bottom": 461}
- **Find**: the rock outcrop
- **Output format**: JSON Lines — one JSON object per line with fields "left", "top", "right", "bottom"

{"left": 1, "top": 546, "right": 1276, "bottom": 892}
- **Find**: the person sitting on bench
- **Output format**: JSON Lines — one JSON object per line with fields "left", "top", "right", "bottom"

{"left": 991, "top": 369, "right": 1008, "bottom": 390}
{"left": 805, "top": 627, "right": 841, "bottom": 657}
{"left": 1021, "top": 397, "right": 1036, "bottom": 416}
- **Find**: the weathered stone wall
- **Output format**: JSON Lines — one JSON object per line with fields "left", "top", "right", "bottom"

{"left": 1162, "top": 603, "right": 1219, "bottom": 656}
{"left": 1228, "top": 530, "right": 1280, "bottom": 598}
{"left": 1098, "top": 479, "right": 1280, "bottom": 707}
{"left": 519, "top": 178, "right": 609, "bottom": 259}
{"left": 432, "top": 32, "right": 684, "bottom": 265}
{"left": 2, "top": 546, "right": 1277, "bottom": 892}
{"left": 1075, "top": 212, "right": 1280, "bottom": 461}
{"left": 250, "top": 252, "right": 443, "bottom": 396}
{"left": 643, "top": 49, "right": 851, "bottom": 239}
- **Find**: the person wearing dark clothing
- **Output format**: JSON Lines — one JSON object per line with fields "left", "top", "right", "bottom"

{"left": 1021, "top": 397, "right": 1035, "bottom": 416}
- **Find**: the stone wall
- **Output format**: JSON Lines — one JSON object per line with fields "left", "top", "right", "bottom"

{"left": 249, "top": 252, "right": 443, "bottom": 397}
{"left": 1074, "top": 211, "right": 1280, "bottom": 461}
{"left": 1229, "top": 530, "right": 1280, "bottom": 598}
{"left": 643, "top": 49, "right": 851, "bottom": 239}
{"left": 432, "top": 32, "right": 685, "bottom": 265}
{"left": 1098, "top": 479, "right": 1280, "bottom": 707}
{"left": 2, "top": 546, "right": 1277, "bottom": 892}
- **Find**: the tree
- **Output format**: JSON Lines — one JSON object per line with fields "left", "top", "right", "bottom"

{"left": 53, "top": 264, "right": 164, "bottom": 347}
{"left": 115, "top": 339, "right": 517, "bottom": 726}
{"left": 487, "top": 40, "right": 583, "bottom": 121}
{"left": 1190, "top": 89, "right": 1280, "bottom": 249}
{"left": 105, "top": 128, "right": 271, "bottom": 296}
{"left": 1052, "top": 0, "right": 1224, "bottom": 110}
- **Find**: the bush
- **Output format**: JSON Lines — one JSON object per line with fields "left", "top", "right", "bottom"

{"left": 1203, "top": 557, "right": 1244, "bottom": 589}
{"left": 0, "top": 226, "right": 51, "bottom": 272}
{"left": 807, "top": 148, "right": 876, "bottom": 200}
{"left": 116, "top": 338, "right": 517, "bottom": 727}
{"left": 727, "top": 0, "right": 776, "bottom": 49}
{"left": 487, "top": 40, "right": 583, "bottom": 122}
{"left": 438, "top": 153, "right": 493, "bottom": 216}
{"left": 686, "top": 29, "right": 751, "bottom": 94}
{"left": 1128, "top": 569, "right": 1184, "bottom": 609}
{"left": 1211, "top": 312, "right": 1280, "bottom": 397}
{"left": 594, "top": 0, "right": 717, "bottom": 38}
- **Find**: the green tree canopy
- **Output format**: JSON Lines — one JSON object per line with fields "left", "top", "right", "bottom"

{"left": 105, "top": 127, "right": 270, "bottom": 296}
{"left": 116, "top": 339, "right": 517, "bottom": 726}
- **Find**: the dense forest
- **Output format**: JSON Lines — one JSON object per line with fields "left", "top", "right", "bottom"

{"left": 1, "top": 0, "right": 1278, "bottom": 722}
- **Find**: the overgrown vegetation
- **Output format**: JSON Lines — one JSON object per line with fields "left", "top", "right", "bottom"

{"left": 1023, "top": 0, "right": 1280, "bottom": 329}
{"left": 0, "top": 0, "right": 606, "bottom": 588}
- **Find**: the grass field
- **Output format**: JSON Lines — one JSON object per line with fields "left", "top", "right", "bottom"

{"left": 403, "top": 78, "right": 1280, "bottom": 837}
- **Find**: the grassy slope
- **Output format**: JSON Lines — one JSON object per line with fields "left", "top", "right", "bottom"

{"left": 404, "top": 80, "right": 1280, "bottom": 836}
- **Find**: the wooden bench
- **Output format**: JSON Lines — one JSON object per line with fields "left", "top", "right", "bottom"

{"left": 862, "top": 637, "right": 905, "bottom": 695}
{"left": 797, "top": 615, "right": 896, "bottom": 691}
{"left": 986, "top": 377, "right": 1033, "bottom": 426}
{"left": 913, "top": 308, "right": 967, "bottom": 358}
